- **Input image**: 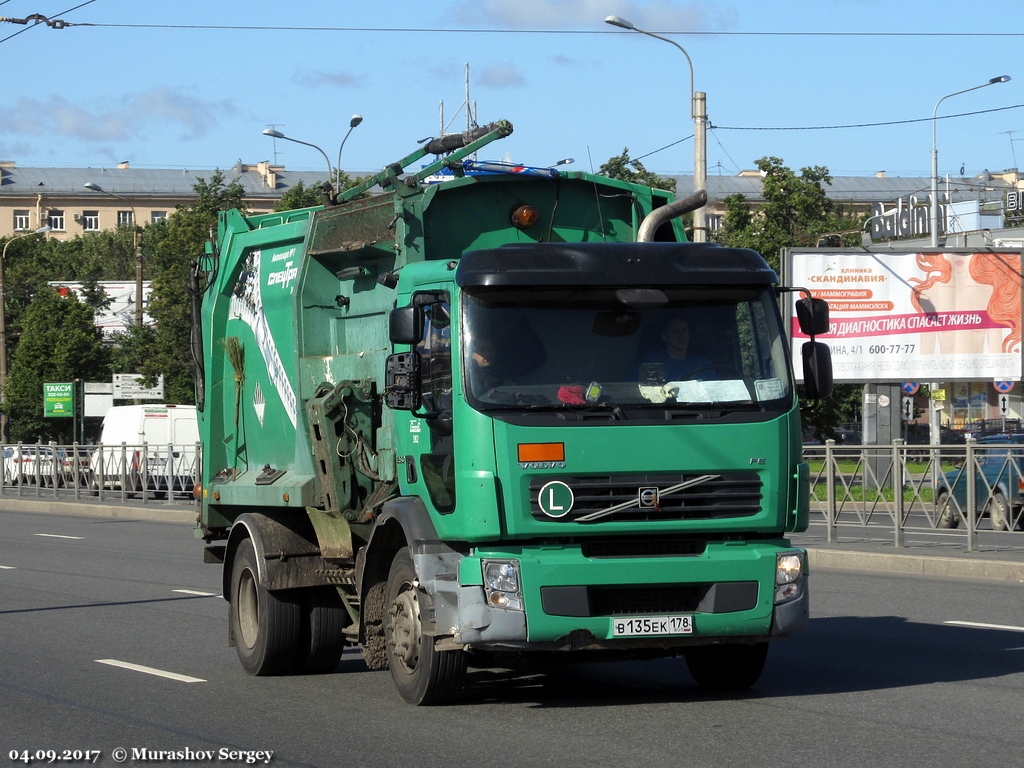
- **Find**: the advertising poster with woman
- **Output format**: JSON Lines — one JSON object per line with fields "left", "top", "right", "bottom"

{"left": 788, "top": 250, "right": 1022, "bottom": 382}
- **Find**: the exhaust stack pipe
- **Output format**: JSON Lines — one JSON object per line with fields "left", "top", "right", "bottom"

{"left": 637, "top": 190, "right": 707, "bottom": 242}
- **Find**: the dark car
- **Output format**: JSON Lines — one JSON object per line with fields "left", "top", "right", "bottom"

{"left": 935, "top": 433, "right": 1024, "bottom": 531}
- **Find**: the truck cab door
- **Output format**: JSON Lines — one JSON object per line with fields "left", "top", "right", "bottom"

{"left": 413, "top": 293, "right": 456, "bottom": 514}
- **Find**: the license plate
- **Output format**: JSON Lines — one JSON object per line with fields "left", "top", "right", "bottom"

{"left": 612, "top": 615, "right": 693, "bottom": 637}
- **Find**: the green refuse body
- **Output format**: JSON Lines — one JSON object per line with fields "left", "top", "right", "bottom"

{"left": 193, "top": 120, "right": 831, "bottom": 704}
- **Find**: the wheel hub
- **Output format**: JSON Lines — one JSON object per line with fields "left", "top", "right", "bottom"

{"left": 388, "top": 585, "right": 421, "bottom": 672}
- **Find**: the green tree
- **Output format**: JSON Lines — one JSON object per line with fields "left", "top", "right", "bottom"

{"left": 714, "top": 156, "right": 862, "bottom": 431}
{"left": 274, "top": 180, "right": 325, "bottom": 212}
{"left": 131, "top": 171, "right": 247, "bottom": 404}
{"left": 714, "top": 156, "right": 856, "bottom": 271}
{"left": 599, "top": 148, "right": 677, "bottom": 192}
{"left": 4, "top": 287, "right": 110, "bottom": 442}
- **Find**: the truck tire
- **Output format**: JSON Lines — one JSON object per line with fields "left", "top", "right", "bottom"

{"left": 298, "top": 586, "right": 348, "bottom": 674}
{"left": 384, "top": 547, "right": 466, "bottom": 705}
{"left": 684, "top": 642, "right": 769, "bottom": 691}
{"left": 229, "top": 537, "right": 303, "bottom": 676}
{"left": 935, "top": 491, "right": 959, "bottom": 529}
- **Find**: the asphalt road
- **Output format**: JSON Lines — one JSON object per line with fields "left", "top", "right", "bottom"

{"left": 1, "top": 509, "right": 1022, "bottom": 768}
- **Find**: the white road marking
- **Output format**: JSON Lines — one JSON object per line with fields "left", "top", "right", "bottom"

{"left": 0, "top": 565, "right": 15, "bottom": 570}
{"left": 33, "top": 533, "right": 84, "bottom": 540}
{"left": 172, "top": 589, "right": 218, "bottom": 596}
{"left": 944, "top": 620, "right": 1024, "bottom": 633}
{"left": 95, "top": 659, "right": 206, "bottom": 683}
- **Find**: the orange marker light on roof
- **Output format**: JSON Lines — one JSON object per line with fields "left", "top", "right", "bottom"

{"left": 518, "top": 443, "right": 565, "bottom": 463}
{"left": 510, "top": 204, "right": 540, "bottom": 229}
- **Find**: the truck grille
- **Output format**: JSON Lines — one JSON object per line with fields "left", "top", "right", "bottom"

{"left": 529, "top": 472, "right": 762, "bottom": 523}
{"left": 541, "top": 581, "right": 759, "bottom": 617}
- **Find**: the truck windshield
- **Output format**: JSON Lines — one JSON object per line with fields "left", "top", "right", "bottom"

{"left": 461, "top": 285, "right": 793, "bottom": 415}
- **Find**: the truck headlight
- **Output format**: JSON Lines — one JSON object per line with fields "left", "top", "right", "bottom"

{"left": 775, "top": 550, "right": 806, "bottom": 604}
{"left": 482, "top": 559, "right": 523, "bottom": 611}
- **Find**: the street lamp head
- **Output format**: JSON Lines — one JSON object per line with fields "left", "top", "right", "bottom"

{"left": 604, "top": 15, "right": 634, "bottom": 30}
{"left": 991, "top": 75, "right": 1011, "bottom": 84}
{"left": 349, "top": 114, "right": 363, "bottom": 129}
{"left": 262, "top": 128, "right": 286, "bottom": 139}
{"left": 35, "top": 226, "right": 52, "bottom": 234}
{"left": 83, "top": 181, "right": 103, "bottom": 192}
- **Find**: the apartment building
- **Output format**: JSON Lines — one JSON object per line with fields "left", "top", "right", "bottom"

{"left": 0, "top": 160, "right": 328, "bottom": 239}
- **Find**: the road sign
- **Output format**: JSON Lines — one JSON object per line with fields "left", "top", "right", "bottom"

{"left": 112, "top": 373, "right": 164, "bottom": 400}
{"left": 43, "top": 382, "right": 74, "bottom": 418}
{"left": 902, "top": 396, "right": 914, "bottom": 421}
{"left": 901, "top": 382, "right": 920, "bottom": 395}
{"left": 1000, "top": 395, "right": 1011, "bottom": 416}
{"left": 994, "top": 380, "right": 1014, "bottom": 394}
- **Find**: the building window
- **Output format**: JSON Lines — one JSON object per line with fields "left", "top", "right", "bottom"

{"left": 707, "top": 214, "right": 723, "bottom": 234}
{"left": 48, "top": 210, "right": 65, "bottom": 231}
{"left": 150, "top": 211, "right": 167, "bottom": 223}
{"left": 82, "top": 210, "right": 100, "bottom": 231}
{"left": 13, "top": 210, "right": 30, "bottom": 231}
{"left": 117, "top": 210, "right": 134, "bottom": 227}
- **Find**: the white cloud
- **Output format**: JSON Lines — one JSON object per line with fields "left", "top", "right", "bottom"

{"left": 0, "top": 87, "right": 234, "bottom": 142}
{"left": 477, "top": 64, "right": 526, "bottom": 89}
{"left": 450, "top": 0, "right": 734, "bottom": 31}
{"left": 292, "top": 69, "right": 362, "bottom": 88}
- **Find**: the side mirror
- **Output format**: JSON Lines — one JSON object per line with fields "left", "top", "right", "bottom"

{"left": 384, "top": 352, "right": 421, "bottom": 410}
{"left": 796, "top": 297, "right": 830, "bottom": 336}
{"left": 389, "top": 306, "right": 423, "bottom": 345}
{"left": 801, "top": 341, "right": 833, "bottom": 400}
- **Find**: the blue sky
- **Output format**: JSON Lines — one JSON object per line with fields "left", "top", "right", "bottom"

{"left": 1, "top": 0, "right": 1021, "bottom": 182}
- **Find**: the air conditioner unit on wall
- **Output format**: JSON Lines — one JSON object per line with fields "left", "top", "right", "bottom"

{"left": 73, "top": 212, "right": 82, "bottom": 222}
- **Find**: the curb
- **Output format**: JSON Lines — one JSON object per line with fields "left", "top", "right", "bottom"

{"left": 807, "top": 547, "right": 1024, "bottom": 583}
{"left": 3, "top": 496, "right": 1023, "bottom": 582}
{"left": 0, "top": 496, "right": 196, "bottom": 525}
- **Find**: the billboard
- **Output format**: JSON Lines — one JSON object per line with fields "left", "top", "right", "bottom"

{"left": 787, "top": 249, "right": 1023, "bottom": 383}
{"left": 49, "top": 281, "right": 153, "bottom": 336}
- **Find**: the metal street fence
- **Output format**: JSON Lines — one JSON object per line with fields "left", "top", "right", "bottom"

{"left": 803, "top": 439, "right": 1024, "bottom": 551}
{"left": 0, "top": 442, "right": 201, "bottom": 505}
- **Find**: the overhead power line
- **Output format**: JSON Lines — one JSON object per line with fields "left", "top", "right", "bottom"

{"left": 3, "top": 19, "right": 1024, "bottom": 37}
{"left": 712, "top": 104, "right": 1024, "bottom": 132}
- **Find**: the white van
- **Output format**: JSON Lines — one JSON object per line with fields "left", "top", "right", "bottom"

{"left": 91, "top": 405, "right": 199, "bottom": 496}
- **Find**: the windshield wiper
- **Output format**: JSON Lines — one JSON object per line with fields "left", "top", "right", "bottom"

{"left": 522, "top": 402, "right": 627, "bottom": 420}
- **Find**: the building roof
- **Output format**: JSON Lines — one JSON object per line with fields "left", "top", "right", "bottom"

{"left": 669, "top": 171, "right": 1019, "bottom": 206}
{"left": 0, "top": 162, "right": 332, "bottom": 200}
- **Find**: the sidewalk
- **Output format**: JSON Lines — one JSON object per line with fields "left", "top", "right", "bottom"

{"left": 3, "top": 495, "right": 1022, "bottom": 583}
{"left": 792, "top": 527, "right": 1024, "bottom": 583}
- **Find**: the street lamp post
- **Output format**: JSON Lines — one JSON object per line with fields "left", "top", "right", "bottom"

{"left": 83, "top": 182, "right": 144, "bottom": 328}
{"left": 262, "top": 128, "right": 334, "bottom": 184}
{"left": 930, "top": 76, "right": 1010, "bottom": 248}
{"left": 605, "top": 15, "right": 707, "bottom": 242}
{"left": 335, "top": 114, "right": 363, "bottom": 185}
{"left": 927, "top": 75, "right": 1009, "bottom": 449}
{"left": 1, "top": 225, "right": 51, "bottom": 442}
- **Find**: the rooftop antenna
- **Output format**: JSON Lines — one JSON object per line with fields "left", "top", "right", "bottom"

{"left": 1000, "top": 129, "right": 1020, "bottom": 169}
{"left": 265, "top": 124, "right": 285, "bottom": 164}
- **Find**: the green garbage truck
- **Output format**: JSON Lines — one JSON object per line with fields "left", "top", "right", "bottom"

{"left": 193, "top": 120, "right": 832, "bottom": 704}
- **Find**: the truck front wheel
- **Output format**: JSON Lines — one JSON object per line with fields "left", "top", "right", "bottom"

{"left": 384, "top": 547, "right": 466, "bottom": 705}
{"left": 684, "top": 642, "right": 769, "bottom": 691}
{"left": 229, "top": 537, "right": 302, "bottom": 676}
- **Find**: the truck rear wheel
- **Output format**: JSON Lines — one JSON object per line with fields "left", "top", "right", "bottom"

{"left": 298, "top": 586, "right": 348, "bottom": 674}
{"left": 230, "top": 537, "right": 302, "bottom": 676}
{"left": 384, "top": 547, "right": 466, "bottom": 705}
{"left": 684, "top": 642, "right": 769, "bottom": 691}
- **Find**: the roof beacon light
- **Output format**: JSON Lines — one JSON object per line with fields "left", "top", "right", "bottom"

{"left": 511, "top": 204, "right": 540, "bottom": 229}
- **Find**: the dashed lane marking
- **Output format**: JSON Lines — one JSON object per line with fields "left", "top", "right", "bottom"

{"left": 95, "top": 659, "right": 206, "bottom": 683}
{"left": 172, "top": 589, "right": 219, "bottom": 596}
{"left": 944, "top": 620, "right": 1024, "bottom": 633}
{"left": 33, "top": 533, "right": 84, "bottom": 540}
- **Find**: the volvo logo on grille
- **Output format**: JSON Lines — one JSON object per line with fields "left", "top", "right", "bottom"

{"left": 638, "top": 487, "right": 660, "bottom": 508}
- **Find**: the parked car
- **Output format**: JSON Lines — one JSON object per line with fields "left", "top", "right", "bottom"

{"left": 935, "top": 433, "right": 1024, "bottom": 531}
{"left": 2, "top": 445, "right": 60, "bottom": 486}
